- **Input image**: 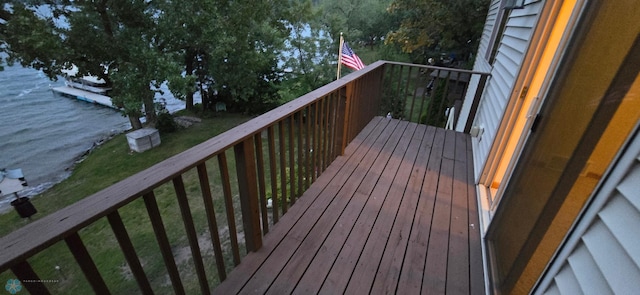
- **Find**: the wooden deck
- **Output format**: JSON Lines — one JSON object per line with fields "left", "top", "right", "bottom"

{"left": 214, "top": 116, "right": 485, "bottom": 294}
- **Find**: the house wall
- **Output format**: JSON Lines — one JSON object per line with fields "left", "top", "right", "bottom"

{"left": 455, "top": 0, "right": 500, "bottom": 132}
{"left": 535, "top": 128, "right": 640, "bottom": 294}
{"left": 462, "top": 0, "right": 545, "bottom": 179}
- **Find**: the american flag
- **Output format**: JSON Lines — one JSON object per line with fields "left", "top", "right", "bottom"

{"left": 341, "top": 42, "right": 365, "bottom": 71}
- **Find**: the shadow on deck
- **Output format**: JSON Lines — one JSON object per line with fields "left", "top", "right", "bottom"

{"left": 214, "top": 117, "right": 485, "bottom": 294}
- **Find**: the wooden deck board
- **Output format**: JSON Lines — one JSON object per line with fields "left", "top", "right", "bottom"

{"left": 264, "top": 120, "right": 410, "bottom": 294}
{"left": 213, "top": 117, "right": 483, "bottom": 295}
{"left": 346, "top": 125, "right": 437, "bottom": 295}
{"left": 213, "top": 117, "right": 387, "bottom": 294}
{"left": 394, "top": 127, "right": 445, "bottom": 294}
{"left": 314, "top": 122, "right": 422, "bottom": 294}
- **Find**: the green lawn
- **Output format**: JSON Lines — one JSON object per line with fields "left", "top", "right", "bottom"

{"left": 0, "top": 112, "right": 252, "bottom": 294}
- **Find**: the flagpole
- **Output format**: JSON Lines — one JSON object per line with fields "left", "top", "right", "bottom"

{"left": 337, "top": 32, "right": 344, "bottom": 80}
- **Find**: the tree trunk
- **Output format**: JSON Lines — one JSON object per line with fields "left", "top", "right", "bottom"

{"left": 142, "top": 90, "right": 157, "bottom": 126}
{"left": 184, "top": 49, "right": 196, "bottom": 110}
{"left": 186, "top": 91, "right": 194, "bottom": 111}
{"left": 129, "top": 114, "right": 143, "bottom": 130}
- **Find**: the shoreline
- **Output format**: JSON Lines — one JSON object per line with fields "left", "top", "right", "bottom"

{"left": 0, "top": 130, "right": 125, "bottom": 214}
{"left": 0, "top": 114, "right": 200, "bottom": 214}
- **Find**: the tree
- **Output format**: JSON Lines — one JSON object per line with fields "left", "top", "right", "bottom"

{"left": 1, "top": 2, "right": 66, "bottom": 76}
{"left": 1, "top": 1, "right": 175, "bottom": 128}
{"left": 386, "top": 0, "right": 489, "bottom": 65}
{"left": 155, "top": 0, "right": 292, "bottom": 114}
{"left": 318, "top": 0, "right": 394, "bottom": 45}
{"left": 278, "top": 0, "right": 336, "bottom": 101}
{"left": 154, "top": 0, "right": 221, "bottom": 111}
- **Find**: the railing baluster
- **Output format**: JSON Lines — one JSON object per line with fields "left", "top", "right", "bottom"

{"left": 393, "top": 64, "right": 405, "bottom": 118}
{"left": 196, "top": 163, "right": 227, "bottom": 281}
{"left": 306, "top": 104, "right": 313, "bottom": 185}
{"left": 64, "top": 232, "right": 110, "bottom": 295}
{"left": 335, "top": 87, "right": 348, "bottom": 156}
{"left": 418, "top": 68, "right": 430, "bottom": 124}
{"left": 10, "top": 261, "right": 50, "bottom": 294}
{"left": 143, "top": 192, "right": 185, "bottom": 295}
{"left": 424, "top": 69, "right": 440, "bottom": 126}
{"left": 254, "top": 133, "right": 269, "bottom": 234}
{"left": 217, "top": 153, "right": 241, "bottom": 265}
{"left": 318, "top": 94, "right": 331, "bottom": 174}
{"left": 297, "top": 110, "right": 304, "bottom": 197}
{"left": 326, "top": 91, "right": 336, "bottom": 165}
{"left": 437, "top": 70, "right": 453, "bottom": 127}
{"left": 173, "top": 175, "right": 210, "bottom": 295}
{"left": 234, "top": 138, "right": 262, "bottom": 252}
{"left": 402, "top": 66, "right": 414, "bottom": 120}
{"left": 107, "top": 211, "right": 153, "bottom": 295}
{"left": 278, "top": 120, "right": 288, "bottom": 214}
{"left": 328, "top": 92, "right": 336, "bottom": 167}
{"left": 312, "top": 101, "right": 319, "bottom": 181}
{"left": 348, "top": 80, "right": 359, "bottom": 141}
{"left": 408, "top": 69, "right": 420, "bottom": 122}
{"left": 267, "top": 126, "right": 279, "bottom": 222}
{"left": 288, "top": 115, "right": 296, "bottom": 204}
{"left": 369, "top": 68, "right": 379, "bottom": 119}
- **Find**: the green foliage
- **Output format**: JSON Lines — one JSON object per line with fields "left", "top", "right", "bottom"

{"left": 1, "top": 3, "right": 66, "bottom": 78}
{"left": 319, "top": 0, "right": 395, "bottom": 46}
{"left": 386, "top": 0, "right": 490, "bottom": 65}
{"left": 0, "top": 0, "right": 415, "bottom": 118}
{"left": 278, "top": 1, "right": 336, "bottom": 102}
{"left": 155, "top": 112, "right": 177, "bottom": 133}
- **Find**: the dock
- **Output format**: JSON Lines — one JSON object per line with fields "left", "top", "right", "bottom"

{"left": 52, "top": 86, "right": 116, "bottom": 109}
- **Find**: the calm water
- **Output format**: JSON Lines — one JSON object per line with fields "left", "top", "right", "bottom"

{"left": 0, "top": 64, "right": 198, "bottom": 211}
{"left": 0, "top": 65, "right": 131, "bottom": 210}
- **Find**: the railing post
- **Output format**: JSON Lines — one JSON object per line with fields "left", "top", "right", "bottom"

{"left": 234, "top": 138, "right": 263, "bottom": 252}
{"left": 372, "top": 66, "right": 385, "bottom": 119}
{"left": 464, "top": 74, "right": 489, "bottom": 133}
{"left": 11, "top": 261, "right": 50, "bottom": 295}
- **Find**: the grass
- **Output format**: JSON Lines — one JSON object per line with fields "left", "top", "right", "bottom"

{"left": 0, "top": 112, "right": 251, "bottom": 236}
{"left": 0, "top": 112, "right": 253, "bottom": 294}
{"left": 0, "top": 110, "right": 321, "bottom": 294}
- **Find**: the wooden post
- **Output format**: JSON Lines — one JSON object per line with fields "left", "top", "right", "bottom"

{"left": 464, "top": 74, "right": 489, "bottom": 133}
{"left": 344, "top": 83, "right": 355, "bottom": 151}
{"left": 11, "top": 261, "right": 50, "bottom": 295}
{"left": 65, "top": 233, "right": 110, "bottom": 295}
{"left": 234, "top": 138, "right": 263, "bottom": 252}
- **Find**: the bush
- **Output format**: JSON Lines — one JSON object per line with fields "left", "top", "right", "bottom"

{"left": 156, "top": 112, "right": 177, "bottom": 133}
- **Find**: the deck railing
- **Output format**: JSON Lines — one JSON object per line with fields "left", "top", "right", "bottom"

{"left": 0, "top": 61, "right": 489, "bottom": 294}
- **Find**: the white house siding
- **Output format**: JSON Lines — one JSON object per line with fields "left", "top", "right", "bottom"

{"left": 468, "top": 1, "right": 545, "bottom": 179}
{"left": 455, "top": 0, "right": 499, "bottom": 132}
{"left": 538, "top": 134, "right": 640, "bottom": 294}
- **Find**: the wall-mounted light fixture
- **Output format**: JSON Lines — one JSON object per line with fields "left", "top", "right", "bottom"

{"left": 470, "top": 125, "right": 485, "bottom": 138}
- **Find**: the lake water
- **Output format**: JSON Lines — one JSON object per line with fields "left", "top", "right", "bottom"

{"left": 0, "top": 65, "right": 129, "bottom": 210}
{"left": 0, "top": 64, "right": 195, "bottom": 211}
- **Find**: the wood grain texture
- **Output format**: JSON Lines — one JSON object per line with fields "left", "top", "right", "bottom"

{"left": 107, "top": 211, "right": 153, "bottom": 294}
{"left": 214, "top": 118, "right": 483, "bottom": 295}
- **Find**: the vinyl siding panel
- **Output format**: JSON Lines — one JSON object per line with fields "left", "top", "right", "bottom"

{"left": 566, "top": 246, "right": 612, "bottom": 294}
{"left": 478, "top": 0, "right": 501, "bottom": 58}
{"left": 540, "top": 137, "right": 640, "bottom": 294}
{"left": 471, "top": 0, "right": 545, "bottom": 178}
{"left": 456, "top": 0, "right": 501, "bottom": 131}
